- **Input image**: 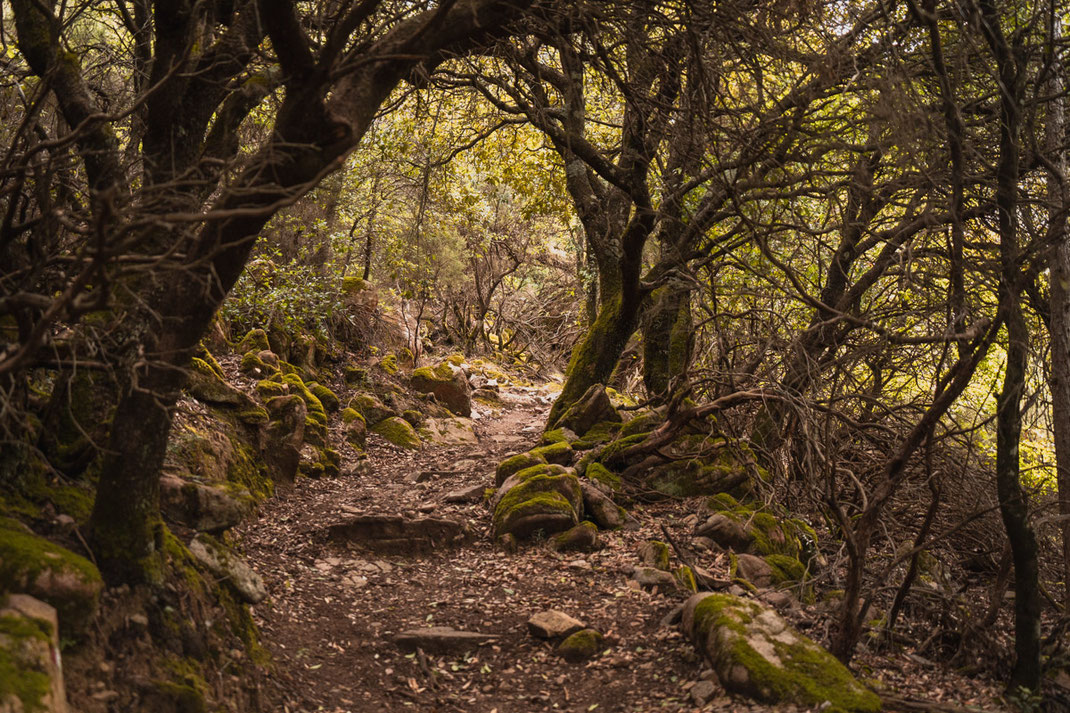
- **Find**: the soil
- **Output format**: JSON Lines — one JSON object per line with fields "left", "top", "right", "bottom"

{"left": 238, "top": 382, "right": 1012, "bottom": 713}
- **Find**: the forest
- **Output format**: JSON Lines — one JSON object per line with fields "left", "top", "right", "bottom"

{"left": 1, "top": 0, "right": 1070, "bottom": 711}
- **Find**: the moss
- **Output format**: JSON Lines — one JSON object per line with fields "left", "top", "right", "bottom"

{"left": 308, "top": 383, "right": 340, "bottom": 413}
{"left": 0, "top": 518, "right": 102, "bottom": 631}
{"left": 620, "top": 411, "right": 662, "bottom": 438}
{"left": 674, "top": 565, "right": 698, "bottom": 593}
{"left": 256, "top": 380, "right": 287, "bottom": 402}
{"left": 341, "top": 276, "right": 368, "bottom": 294}
{"left": 0, "top": 613, "right": 52, "bottom": 713}
{"left": 597, "top": 432, "right": 649, "bottom": 467}
{"left": 237, "top": 406, "right": 269, "bottom": 425}
{"left": 493, "top": 491, "right": 576, "bottom": 537}
{"left": 571, "top": 420, "right": 624, "bottom": 450}
{"left": 765, "top": 554, "right": 807, "bottom": 585}
{"left": 348, "top": 393, "right": 394, "bottom": 426}
{"left": 149, "top": 680, "right": 208, "bottom": 713}
{"left": 344, "top": 366, "right": 368, "bottom": 386}
{"left": 708, "top": 493, "right": 743, "bottom": 511}
{"left": 340, "top": 408, "right": 363, "bottom": 425}
{"left": 541, "top": 428, "right": 569, "bottom": 445}
{"left": 379, "top": 353, "right": 399, "bottom": 375}
{"left": 530, "top": 441, "right": 573, "bottom": 465}
{"left": 282, "top": 373, "right": 326, "bottom": 424}
{"left": 690, "top": 594, "right": 880, "bottom": 712}
{"left": 402, "top": 409, "right": 424, "bottom": 427}
{"left": 371, "top": 417, "right": 421, "bottom": 450}
{"left": 239, "top": 351, "right": 268, "bottom": 377}
{"left": 557, "top": 628, "right": 605, "bottom": 662}
{"left": 196, "top": 346, "right": 226, "bottom": 379}
{"left": 495, "top": 452, "right": 548, "bottom": 485}
{"left": 641, "top": 540, "right": 672, "bottom": 571}
{"left": 237, "top": 328, "right": 270, "bottom": 354}
{"left": 584, "top": 462, "right": 622, "bottom": 493}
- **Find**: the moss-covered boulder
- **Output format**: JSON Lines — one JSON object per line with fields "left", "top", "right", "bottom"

{"left": 0, "top": 594, "right": 66, "bottom": 713}
{"left": 557, "top": 628, "right": 605, "bottom": 663}
{"left": 308, "top": 383, "right": 340, "bottom": 413}
{"left": 495, "top": 452, "right": 548, "bottom": 486}
{"left": 549, "top": 521, "right": 599, "bottom": 552}
{"left": 187, "top": 358, "right": 254, "bottom": 408}
{"left": 239, "top": 350, "right": 272, "bottom": 378}
{"left": 681, "top": 593, "right": 880, "bottom": 712}
{"left": 237, "top": 328, "right": 270, "bottom": 354}
{"left": 530, "top": 441, "right": 574, "bottom": 466}
{"left": 410, "top": 362, "right": 472, "bottom": 417}
{"left": 579, "top": 481, "right": 626, "bottom": 530}
{"left": 256, "top": 379, "right": 287, "bottom": 400}
{"left": 644, "top": 435, "right": 756, "bottom": 497}
{"left": 584, "top": 462, "right": 622, "bottom": 492}
{"left": 0, "top": 519, "right": 102, "bottom": 634}
{"left": 571, "top": 420, "right": 624, "bottom": 450}
{"left": 167, "top": 405, "right": 275, "bottom": 499}
{"left": 638, "top": 540, "right": 672, "bottom": 571}
{"left": 371, "top": 417, "right": 421, "bottom": 450}
{"left": 263, "top": 395, "right": 306, "bottom": 485}
{"left": 159, "top": 475, "right": 254, "bottom": 534}
{"left": 188, "top": 534, "right": 267, "bottom": 605}
{"left": 348, "top": 392, "right": 395, "bottom": 427}
{"left": 541, "top": 428, "right": 577, "bottom": 446}
{"left": 491, "top": 466, "right": 583, "bottom": 540}
{"left": 695, "top": 495, "right": 818, "bottom": 565}
{"left": 619, "top": 410, "right": 662, "bottom": 438}
{"left": 552, "top": 384, "right": 620, "bottom": 436}
{"left": 345, "top": 414, "right": 367, "bottom": 450}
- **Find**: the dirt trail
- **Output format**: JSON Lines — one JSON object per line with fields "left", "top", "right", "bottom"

{"left": 237, "top": 384, "right": 765, "bottom": 713}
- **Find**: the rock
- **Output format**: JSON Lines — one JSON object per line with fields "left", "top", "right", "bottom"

{"left": 257, "top": 349, "right": 279, "bottom": 368}
{"left": 491, "top": 466, "right": 583, "bottom": 540}
{"left": 371, "top": 417, "right": 421, "bottom": 450}
{"left": 419, "top": 417, "right": 479, "bottom": 446}
{"left": 689, "top": 680, "right": 717, "bottom": 706}
{"left": 759, "top": 589, "right": 798, "bottom": 610}
{"left": 700, "top": 494, "right": 819, "bottom": 568}
{"left": 327, "top": 515, "right": 470, "bottom": 554}
{"left": 557, "top": 628, "right": 605, "bottom": 663}
{"left": 529, "top": 441, "right": 574, "bottom": 466}
{"left": 237, "top": 328, "right": 270, "bottom": 354}
{"left": 495, "top": 452, "right": 548, "bottom": 487}
{"left": 549, "top": 522, "right": 600, "bottom": 552}
{"left": 694, "top": 514, "right": 753, "bottom": 552}
{"left": 584, "top": 462, "right": 621, "bottom": 492}
{"left": 692, "top": 536, "right": 717, "bottom": 552}
{"left": 0, "top": 594, "right": 68, "bottom": 713}
{"left": 659, "top": 603, "right": 685, "bottom": 628}
{"left": 553, "top": 384, "right": 621, "bottom": 436}
{"left": 733, "top": 553, "right": 774, "bottom": 588}
{"left": 411, "top": 362, "right": 472, "bottom": 417}
{"left": 264, "top": 395, "right": 307, "bottom": 484}
{"left": 527, "top": 610, "right": 584, "bottom": 639}
{"left": 186, "top": 357, "right": 255, "bottom": 408}
{"left": 497, "top": 533, "right": 519, "bottom": 554}
{"left": 348, "top": 393, "right": 395, "bottom": 427}
{"left": 444, "top": 484, "right": 486, "bottom": 504}
{"left": 638, "top": 540, "right": 672, "bottom": 571}
{"left": 680, "top": 593, "right": 880, "bottom": 712}
{"left": 159, "top": 475, "right": 253, "bottom": 533}
{"left": 345, "top": 416, "right": 368, "bottom": 450}
{"left": 393, "top": 627, "right": 497, "bottom": 654}
{"left": 188, "top": 534, "right": 268, "bottom": 604}
{"left": 472, "top": 388, "right": 502, "bottom": 405}
{"left": 0, "top": 519, "right": 102, "bottom": 634}
{"left": 540, "top": 428, "right": 578, "bottom": 446}
{"left": 631, "top": 566, "right": 677, "bottom": 590}
{"left": 580, "top": 482, "right": 626, "bottom": 530}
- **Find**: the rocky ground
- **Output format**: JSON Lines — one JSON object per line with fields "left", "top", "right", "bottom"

{"left": 238, "top": 383, "right": 1010, "bottom": 713}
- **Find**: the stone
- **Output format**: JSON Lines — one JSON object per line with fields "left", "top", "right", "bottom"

{"left": 186, "top": 358, "right": 255, "bottom": 408}
{"left": 257, "top": 349, "right": 279, "bottom": 367}
{"left": 631, "top": 567, "right": 677, "bottom": 590}
{"left": 0, "top": 519, "right": 102, "bottom": 634}
{"left": 327, "top": 515, "right": 470, "bottom": 554}
{"left": 733, "top": 553, "right": 774, "bottom": 588}
{"left": 419, "top": 417, "right": 479, "bottom": 446}
{"left": 411, "top": 362, "right": 472, "bottom": 417}
{"left": 638, "top": 540, "right": 672, "bottom": 571}
{"left": 264, "top": 395, "right": 306, "bottom": 484}
{"left": 188, "top": 534, "right": 268, "bottom": 604}
{"left": 345, "top": 417, "right": 368, "bottom": 450}
{"left": 495, "top": 452, "right": 548, "bottom": 487}
{"left": 371, "top": 417, "right": 421, "bottom": 450}
{"left": 472, "top": 387, "right": 501, "bottom": 404}
{"left": 348, "top": 393, "right": 395, "bottom": 427}
{"left": 557, "top": 628, "right": 605, "bottom": 663}
{"left": 690, "top": 680, "right": 717, "bottom": 706}
{"left": 554, "top": 384, "right": 621, "bottom": 436}
{"left": 527, "top": 610, "right": 584, "bottom": 639}
{"left": 549, "top": 522, "right": 600, "bottom": 553}
{"left": 491, "top": 466, "right": 583, "bottom": 540}
{"left": 159, "top": 475, "right": 253, "bottom": 533}
{"left": 580, "top": 482, "right": 626, "bottom": 530}
{"left": 393, "top": 627, "right": 497, "bottom": 654}
{"left": 529, "top": 441, "right": 574, "bottom": 466}
{"left": 444, "top": 484, "right": 486, "bottom": 504}
{"left": 680, "top": 593, "right": 880, "bottom": 712}
{"left": 694, "top": 513, "right": 754, "bottom": 552}
{"left": 0, "top": 594, "right": 68, "bottom": 713}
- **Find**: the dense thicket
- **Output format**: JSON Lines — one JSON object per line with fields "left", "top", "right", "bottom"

{"left": 2, "top": 0, "right": 1070, "bottom": 700}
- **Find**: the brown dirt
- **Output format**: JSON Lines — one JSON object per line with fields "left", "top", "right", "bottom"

{"left": 237, "top": 383, "right": 1011, "bottom": 713}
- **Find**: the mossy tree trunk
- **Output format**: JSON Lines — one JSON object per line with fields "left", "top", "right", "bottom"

{"left": 641, "top": 284, "right": 692, "bottom": 398}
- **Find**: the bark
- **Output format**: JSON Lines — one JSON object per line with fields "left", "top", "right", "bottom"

{"left": 641, "top": 285, "right": 692, "bottom": 398}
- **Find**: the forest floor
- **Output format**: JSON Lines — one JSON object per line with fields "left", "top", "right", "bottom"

{"left": 238, "top": 382, "right": 1011, "bottom": 713}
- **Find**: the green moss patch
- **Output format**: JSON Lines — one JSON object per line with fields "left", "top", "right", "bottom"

{"left": 0, "top": 613, "right": 52, "bottom": 713}
{"left": 371, "top": 417, "right": 421, "bottom": 450}
{"left": 495, "top": 452, "right": 548, "bottom": 486}
{"left": 237, "top": 328, "right": 270, "bottom": 354}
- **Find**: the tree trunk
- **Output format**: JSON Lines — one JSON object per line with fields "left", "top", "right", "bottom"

{"left": 641, "top": 285, "right": 692, "bottom": 397}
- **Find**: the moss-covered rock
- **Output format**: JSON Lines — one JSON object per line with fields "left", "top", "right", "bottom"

{"left": 345, "top": 417, "right": 367, "bottom": 450}
{"left": 308, "top": 383, "right": 340, "bottom": 413}
{"left": 674, "top": 565, "right": 698, "bottom": 593}
{"left": 0, "top": 595, "right": 63, "bottom": 713}
{"left": 681, "top": 593, "right": 880, "bottom": 712}
{"left": 0, "top": 518, "right": 102, "bottom": 634}
{"left": 340, "top": 407, "right": 362, "bottom": 424}
{"left": 348, "top": 392, "right": 395, "bottom": 426}
{"left": 344, "top": 366, "right": 369, "bottom": 386}
{"left": 239, "top": 350, "right": 271, "bottom": 378}
{"left": 541, "top": 428, "right": 577, "bottom": 446}
{"left": 550, "top": 521, "right": 599, "bottom": 553}
{"left": 371, "top": 417, "right": 421, "bottom": 450}
{"left": 638, "top": 540, "right": 672, "bottom": 571}
{"left": 495, "top": 452, "right": 548, "bottom": 486}
{"left": 187, "top": 358, "right": 253, "bottom": 407}
{"left": 402, "top": 409, "right": 425, "bottom": 427}
{"left": 379, "top": 353, "right": 399, "bottom": 375}
{"left": 696, "top": 498, "right": 817, "bottom": 565}
{"left": 571, "top": 420, "right": 624, "bottom": 450}
{"left": 263, "top": 395, "right": 306, "bottom": 485}
{"left": 619, "top": 410, "right": 662, "bottom": 438}
{"left": 557, "top": 628, "right": 605, "bottom": 663}
{"left": 237, "top": 328, "right": 270, "bottom": 354}
{"left": 410, "top": 362, "right": 472, "bottom": 417}
{"left": 491, "top": 468, "right": 583, "bottom": 540}
{"left": 552, "top": 384, "right": 621, "bottom": 435}
{"left": 584, "top": 462, "right": 622, "bottom": 492}
{"left": 419, "top": 417, "right": 479, "bottom": 446}
{"left": 530, "top": 441, "right": 574, "bottom": 466}
{"left": 256, "top": 380, "right": 287, "bottom": 400}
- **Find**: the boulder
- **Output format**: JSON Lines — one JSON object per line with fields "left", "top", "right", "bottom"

{"left": 495, "top": 452, "right": 548, "bottom": 487}
{"left": 540, "top": 428, "right": 577, "bottom": 446}
{"left": 237, "top": 328, "right": 270, "bottom": 354}
{"left": 491, "top": 466, "right": 583, "bottom": 540}
{"left": 419, "top": 417, "right": 479, "bottom": 446}
{"left": 188, "top": 534, "right": 267, "bottom": 605}
{"left": 411, "top": 363, "right": 472, "bottom": 417}
{"left": 527, "top": 610, "right": 584, "bottom": 639}
{"left": 0, "top": 594, "right": 68, "bottom": 713}
{"left": 345, "top": 416, "right": 368, "bottom": 450}
{"left": 186, "top": 358, "right": 255, "bottom": 408}
{"left": 638, "top": 540, "right": 672, "bottom": 571}
{"left": 264, "top": 395, "right": 306, "bottom": 484}
{"left": 681, "top": 593, "right": 880, "bottom": 712}
{"left": 393, "top": 627, "right": 497, "bottom": 654}
{"left": 698, "top": 494, "right": 818, "bottom": 565}
{"left": 631, "top": 566, "right": 677, "bottom": 590}
{"left": 0, "top": 519, "right": 102, "bottom": 634}
{"left": 580, "top": 482, "right": 626, "bottom": 530}
{"left": 530, "top": 441, "right": 574, "bottom": 466}
{"left": 327, "top": 515, "right": 470, "bottom": 555}
{"left": 371, "top": 417, "right": 421, "bottom": 450}
{"left": 348, "top": 393, "right": 395, "bottom": 427}
{"left": 549, "top": 522, "right": 600, "bottom": 553}
{"left": 733, "top": 553, "right": 774, "bottom": 588}
{"left": 554, "top": 384, "right": 621, "bottom": 436}
{"left": 557, "top": 628, "right": 605, "bottom": 663}
{"left": 694, "top": 513, "right": 752, "bottom": 552}
{"left": 158, "top": 475, "right": 253, "bottom": 533}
